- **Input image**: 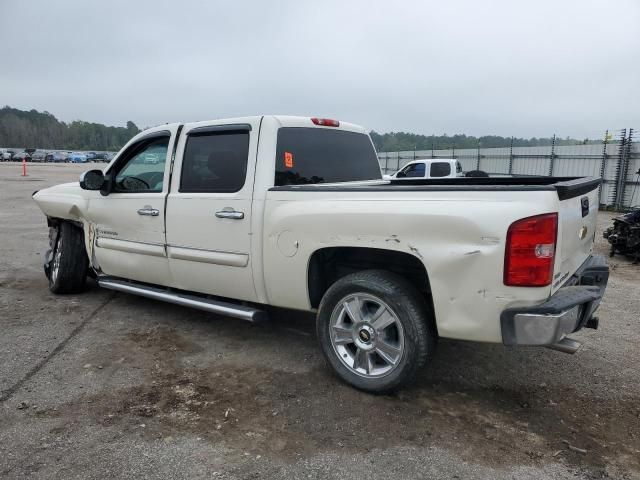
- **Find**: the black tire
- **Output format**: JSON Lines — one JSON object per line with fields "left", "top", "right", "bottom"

{"left": 316, "top": 270, "right": 436, "bottom": 393}
{"left": 48, "top": 222, "right": 89, "bottom": 294}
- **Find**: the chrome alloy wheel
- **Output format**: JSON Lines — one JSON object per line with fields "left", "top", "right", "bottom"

{"left": 329, "top": 293, "right": 405, "bottom": 378}
{"left": 51, "top": 235, "right": 63, "bottom": 284}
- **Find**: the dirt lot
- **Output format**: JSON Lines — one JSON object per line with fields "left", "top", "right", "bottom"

{"left": 1, "top": 163, "right": 639, "bottom": 480}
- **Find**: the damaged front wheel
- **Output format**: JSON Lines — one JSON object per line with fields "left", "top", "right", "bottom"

{"left": 47, "top": 222, "right": 89, "bottom": 294}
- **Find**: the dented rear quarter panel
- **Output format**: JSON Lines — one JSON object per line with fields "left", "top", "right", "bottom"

{"left": 262, "top": 189, "right": 560, "bottom": 343}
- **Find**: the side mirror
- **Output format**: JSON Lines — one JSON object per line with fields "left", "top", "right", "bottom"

{"left": 79, "top": 169, "right": 105, "bottom": 190}
{"left": 396, "top": 171, "right": 406, "bottom": 178}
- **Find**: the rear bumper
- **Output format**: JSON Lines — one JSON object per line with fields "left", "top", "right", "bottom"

{"left": 501, "top": 255, "right": 609, "bottom": 346}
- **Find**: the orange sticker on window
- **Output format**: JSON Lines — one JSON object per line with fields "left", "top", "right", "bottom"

{"left": 284, "top": 151, "right": 294, "bottom": 168}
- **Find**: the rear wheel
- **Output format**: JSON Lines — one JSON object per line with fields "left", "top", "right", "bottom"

{"left": 48, "top": 222, "right": 89, "bottom": 294}
{"left": 316, "top": 270, "right": 436, "bottom": 393}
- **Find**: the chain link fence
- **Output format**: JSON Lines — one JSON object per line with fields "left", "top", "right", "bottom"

{"left": 378, "top": 129, "right": 639, "bottom": 209}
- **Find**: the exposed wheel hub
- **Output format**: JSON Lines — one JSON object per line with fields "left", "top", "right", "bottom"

{"left": 354, "top": 323, "right": 376, "bottom": 350}
{"left": 358, "top": 327, "right": 373, "bottom": 343}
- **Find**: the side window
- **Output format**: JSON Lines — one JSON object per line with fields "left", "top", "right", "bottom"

{"left": 398, "top": 164, "right": 413, "bottom": 175}
{"left": 405, "top": 163, "right": 425, "bottom": 178}
{"left": 456, "top": 161, "right": 462, "bottom": 174}
{"left": 180, "top": 131, "right": 249, "bottom": 193}
{"left": 430, "top": 162, "right": 451, "bottom": 178}
{"left": 113, "top": 137, "right": 169, "bottom": 193}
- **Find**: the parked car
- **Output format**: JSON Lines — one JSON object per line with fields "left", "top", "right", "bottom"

{"left": 143, "top": 153, "right": 160, "bottom": 164}
{"left": 383, "top": 159, "right": 463, "bottom": 180}
{"left": 68, "top": 152, "right": 88, "bottom": 163}
{"left": 14, "top": 152, "right": 31, "bottom": 162}
{"left": 85, "top": 152, "right": 96, "bottom": 161}
{"left": 3, "top": 150, "right": 16, "bottom": 161}
{"left": 31, "top": 151, "right": 46, "bottom": 162}
{"left": 45, "top": 152, "right": 69, "bottom": 163}
{"left": 93, "top": 153, "right": 110, "bottom": 162}
{"left": 32, "top": 115, "right": 609, "bottom": 393}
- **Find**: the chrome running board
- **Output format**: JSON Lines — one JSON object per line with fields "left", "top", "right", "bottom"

{"left": 98, "top": 276, "right": 267, "bottom": 322}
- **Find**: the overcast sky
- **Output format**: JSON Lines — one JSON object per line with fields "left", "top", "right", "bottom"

{"left": 1, "top": 0, "right": 638, "bottom": 138}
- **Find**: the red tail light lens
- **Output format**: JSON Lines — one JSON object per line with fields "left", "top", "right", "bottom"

{"left": 504, "top": 213, "right": 558, "bottom": 287}
{"left": 311, "top": 118, "right": 340, "bottom": 127}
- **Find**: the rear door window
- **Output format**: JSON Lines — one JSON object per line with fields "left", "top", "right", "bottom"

{"left": 430, "top": 162, "right": 451, "bottom": 178}
{"left": 180, "top": 131, "right": 249, "bottom": 193}
{"left": 275, "top": 128, "right": 381, "bottom": 186}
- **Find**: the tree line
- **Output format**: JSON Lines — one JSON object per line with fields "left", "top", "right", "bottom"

{"left": 370, "top": 131, "right": 600, "bottom": 153}
{"left": 0, "top": 106, "right": 140, "bottom": 151}
{"left": 1, "top": 105, "right": 599, "bottom": 153}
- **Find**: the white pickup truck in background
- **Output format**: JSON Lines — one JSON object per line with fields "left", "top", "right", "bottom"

{"left": 32, "top": 115, "right": 609, "bottom": 392}
{"left": 383, "top": 158, "right": 463, "bottom": 180}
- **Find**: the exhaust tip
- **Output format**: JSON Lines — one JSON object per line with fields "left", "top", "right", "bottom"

{"left": 547, "top": 337, "right": 582, "bottom": 354}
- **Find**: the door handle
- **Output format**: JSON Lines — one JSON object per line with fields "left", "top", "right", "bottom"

{"left": 215, "top": 210, "right": 244, "bottom": 220}
{"left": 137, "top": 208, "right": 159, "bottom": 216}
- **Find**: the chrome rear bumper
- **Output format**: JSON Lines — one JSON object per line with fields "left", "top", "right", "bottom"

{"left": 500, "top": 255, "right": 609, "bottom": 347}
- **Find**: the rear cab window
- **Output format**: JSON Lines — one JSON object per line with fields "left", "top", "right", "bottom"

{"left": 275, "top": 128, "right": 381, "bottom": 186}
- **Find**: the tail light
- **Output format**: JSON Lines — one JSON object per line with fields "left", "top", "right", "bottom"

{"left": 311, "top": 118, "right": 340, "bottom": 127}
{"left": 504, "top": 213, "right": 558, "bottom": 287}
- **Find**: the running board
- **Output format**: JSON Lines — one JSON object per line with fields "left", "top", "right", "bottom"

{"left": 98, "top": 277, "right": 267, "bottom": 322}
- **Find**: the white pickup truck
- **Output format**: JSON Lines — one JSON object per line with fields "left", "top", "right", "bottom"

{"left": 33, "top": 116, "right": 609, "bottom": 392}
{"left": 383, "top": 159, "right": 463, "bottom": 180}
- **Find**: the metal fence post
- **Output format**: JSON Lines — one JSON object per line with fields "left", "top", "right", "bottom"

{"left": 618, "top": 128, "right": 634, "bottom": 209}
{"left": 476, "top": 141, "right": 481, "bottom": 170}
{"left": 599, "top": 130, "right": 608, "bottom": 205}
{"left": 614, "top": 129, "right": 627, "bottom": 210}
{"left": 385, "top": 155, "right": 389, "bottom": 175}
{"left": 508, "top": 136, "right": 514, "bottom": 175}
{"left": 397, "top": 151, "right": 400, "bottom": 172}
{"left": 547, "top": 134, "right": 556, "bottom": 176}
{"left": 431, "top": 139, "right": 435, "bottom": 159}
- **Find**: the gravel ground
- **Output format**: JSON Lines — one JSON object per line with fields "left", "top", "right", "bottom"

{"left": 1, "top": 163, "right": 639, "bottom": 480}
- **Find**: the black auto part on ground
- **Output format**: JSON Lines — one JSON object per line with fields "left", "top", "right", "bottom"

{"left": 603, "top": 208, "right": 640, "bottom": 263}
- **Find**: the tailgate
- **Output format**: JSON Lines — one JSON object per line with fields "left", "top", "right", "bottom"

{"left": 552, "top": 181, "right": 600, "bottom": 293}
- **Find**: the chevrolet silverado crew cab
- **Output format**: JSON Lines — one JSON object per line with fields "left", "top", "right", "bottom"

{"left": 33, "top": 115, "right": 609, "bottom": 392}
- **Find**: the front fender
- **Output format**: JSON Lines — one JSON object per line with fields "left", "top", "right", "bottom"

{"left": 32, "top": 182, "right": 89, "bottom": 222}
